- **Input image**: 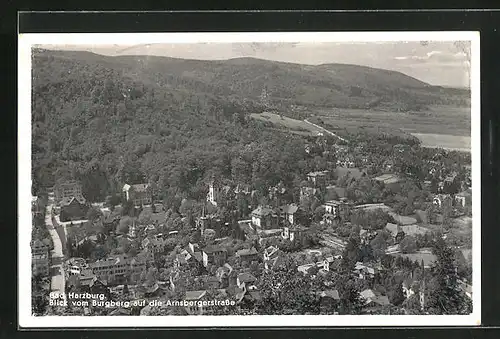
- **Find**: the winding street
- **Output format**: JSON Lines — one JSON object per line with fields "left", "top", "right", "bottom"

{"left": 304, "top": 119, "right": 349, "bottom": 143}
{"left": 45, "top": 193, "right": 66, "bottom": 303}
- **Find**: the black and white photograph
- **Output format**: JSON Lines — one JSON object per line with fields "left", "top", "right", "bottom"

{"left": 18, "top": 32, "right": 481, "bottom": 327}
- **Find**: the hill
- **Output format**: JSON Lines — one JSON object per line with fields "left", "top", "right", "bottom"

{"left": 30, "top": 48, "right": 469, "bottom": 202}
{"left": 32, "top": 49, "right": 469, "bottom": 111}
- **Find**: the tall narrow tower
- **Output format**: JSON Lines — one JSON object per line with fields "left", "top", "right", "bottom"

{"left": 419, "top": 259, "right": 426, "bottom": 311}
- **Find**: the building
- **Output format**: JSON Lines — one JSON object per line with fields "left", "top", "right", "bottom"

{"left": 206, "top": 181, "right": 220, "bottom": 206}
{"left": 251, "top": 206, "right": 277, "bottom": 230}
{"left": 307, "top": 170, "right": 329, "bottom": 187}
{"left": 235, "top": 247, "right": 259, "bottom": 263}
{"left": 455, "top": 189, "right": 472, "bottom": 208}
{"left": 175, "top": 243, "right": 203, "bottom": 269}
{"left": 353, "top": 262, "right": 376, "bottom": 280}
{"left": 60, "top": 196, "right": 88, "bottom": 222}
{"left": 281, "top": 225, "right": 307, "bottom": 242}
{"left": 141, "top": 237, "right": 166, "bottom": 255}
{"left": 66, "top": 257, "right": 88, "bottom": 276}
{"left": 317, "top": 290, "right": 341, "bottom": 314}
{"left": 236, "top": 272, "right": 257, "bottom": 289}
{"left": 433, "top": 194, "right": 453, "bottom": 209}
{"left": 263, "top": 246, "right": 284, "bottom": 270}
{"left": 360, "top": 289, "right": 390, "bottom": 312}
{"left": 279, "top": 204, "right": 300, "bottom": 225}
{"left": 89, "top": 254, "right": 148, "bottom": 285}
{"left": 324, "top": 199, "right": 350, "bottom": 219}
{"left": 54, "top": 180, "right": 83, "bottom": 203}
{"left": 122, "top": 183, "right": 152, "bottom": 206}
{"left": 374, "top": 173, "right": 402, "bottom": 191}
{"left": 216, "top": 263, "right": 234, "bottom": 287}
{"left": 202, "top": 246, "right": 228, "bottom": 268}
{"left": 183, "top": 290, "right": 209, "bottom": 315}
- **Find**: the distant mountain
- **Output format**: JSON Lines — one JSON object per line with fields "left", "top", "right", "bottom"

{"left": 32, "top": 48, "right": 470, "bottom": 111}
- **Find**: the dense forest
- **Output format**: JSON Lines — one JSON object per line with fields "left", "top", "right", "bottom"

{"left": 31, "top": 48, "right": 470, "bottom": 203}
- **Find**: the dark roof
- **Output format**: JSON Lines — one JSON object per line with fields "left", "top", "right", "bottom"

{"left": 237, "top": 272, "right": 257, "bottom": 283}
{"left": 251, "top": 206, "right": 274, "bottom": 217}
{"left": 236, "top": 247, "right": 258, "bottom": 257}
{"left": 280, "top": 204, "right": 299, "bottom": 215}
{"left": 319, "top": 289, "right": 340, "bottom": 300}
{"left": 203, "top": 246, "right": 227, "bottom": 254}
{"left": 61, "top": 195, "right": 86, "bottom": 206}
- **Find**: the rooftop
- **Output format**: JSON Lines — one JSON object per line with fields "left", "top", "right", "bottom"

{"left": 374, "top": 173, "right": 401, "bottom": 184}
{"left": 251, "top": 206, "right": 274, "bottom": 217}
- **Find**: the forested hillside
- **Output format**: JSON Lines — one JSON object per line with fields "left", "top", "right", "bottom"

{"left": 31, "top": 48, "right": 469, "bottom": 202}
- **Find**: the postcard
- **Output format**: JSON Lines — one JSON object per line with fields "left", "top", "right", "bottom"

{"left": 18, "top": 31, "right": 480, "bottom": 327}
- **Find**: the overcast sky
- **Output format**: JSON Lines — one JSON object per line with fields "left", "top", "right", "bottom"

{"left": 40, "top": 41, "right": 471, "bottom": 88}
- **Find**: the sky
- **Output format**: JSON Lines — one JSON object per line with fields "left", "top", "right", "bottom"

{"left": 40, "top": 41, "right": 471, "bottom": 88}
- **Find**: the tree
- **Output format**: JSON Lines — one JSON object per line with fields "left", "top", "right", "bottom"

{"left": 370, "top": 232, "right": 388, "bottom": 259}
{"left": 389, "top": 282, "right": 405, "bottom": 306}
{"left": 399, "top": 235, "right": 417, "bottom": 254}
{"left": 255, "top": 257, "right": 320, "bottom": 315}
{"left": 117, "top": 217, "right": 132, "bottom": 234}
{"left": 426, "top": 239, "right": 472, "bottom": 314}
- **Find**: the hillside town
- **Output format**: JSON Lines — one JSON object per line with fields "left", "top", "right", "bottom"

{"left": 31, "top": 129, "right": 473, "bottom": 316}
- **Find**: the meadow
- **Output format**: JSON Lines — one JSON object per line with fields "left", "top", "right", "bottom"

{"left": 314, "top": 105, "right": 471, "bottom": 137}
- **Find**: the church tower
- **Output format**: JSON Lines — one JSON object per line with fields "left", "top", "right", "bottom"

{"left": 419, "top": 259, "right": 426, "bottom": 311}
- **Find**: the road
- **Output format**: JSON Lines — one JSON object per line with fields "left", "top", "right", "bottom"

{"left": 304, "top": 119, "right": 349, "bottom": 143}
{"left": 45, "top": 194, "right": 66, "bottom": 303}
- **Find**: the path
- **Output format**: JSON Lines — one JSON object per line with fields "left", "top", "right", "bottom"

{"left": 45, "top": 194, "right": 66, "bottom": 304}
{"left": 304, "top": 119, "right": 349, "bottom": 143}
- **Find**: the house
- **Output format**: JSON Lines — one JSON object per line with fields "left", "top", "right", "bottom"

{"left": 251, "top": 206, "right": 277, "bottom": 230}
{"left": 175, "top": 243, "right": 203, "bottom": 268}
{"left": 281, "top": 225, "right": 307, "bottom": 242}
{"left": 360, "top": 289, "right": 390, "bottom": 312}
{"left": 263, "top": 246, "right": 285, "bottom": 270}
{"left": 318, "top": 289, "right": 341, "bottom": 314}
{"left": 279, "top": 204, "right": 300, "bottom": 225}
{"left": 141, "top": 237, "right": 166, "bottom": 254}
{"left": 237, "top": 272, "right": 257, "bottom": 289}
{"left": 54, "top": 180, "right": 83, "bottom": 203}
{"left": 297, "top": 263, "right": 316, "bottom": 275}
{"left": 65, "top": 258, "right": 89, "bottom": 277}
{"left": 324, "top": 199, "right": 350, "bottom": 219}
{"left": 60, "top": 196, "right": 88, "bottom": 222}
{"left": 307, "top": 170, "right": 329, "bottom": 187}
{"left": 300, "top": 186, "right": 318, "bottom": 201}
{"left": 122, "top": 183, "right": 152, "bottom": 206}
{"left": 433, "top": 194, "right": 453, "bottom": 209}
{"left": 353, "top": 262, "right": 376, "bottom": 280}
{"left": 235, "top": 247, "right": 259, "bottom": 263}
{"left": 374, "top": 173, "right": 402, "bottom": 190}
{"left": 202, "top": 246, "right": 228, "bottom": 268}
{"left": 388, "top": 212, "right": 418, "bottom": 226}
{"left": 455, "top": 189, "right": 472, "bottom": 208}
{"left": 216, "top": 263, "right": 234, "bottom": 287}
{"left": 183, "top": 290, "right": 209, "bottom": 315}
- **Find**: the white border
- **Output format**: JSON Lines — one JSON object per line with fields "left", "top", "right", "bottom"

{"left": 18, "top": 31, "right": 481, "bottom": 328}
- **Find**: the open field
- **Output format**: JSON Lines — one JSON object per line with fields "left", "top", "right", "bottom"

{"left": 250, "top": 112, "right": 325, "bottom": 136}
{"left": 314, "top": 105, "right": 471, "bottom": 137}
{"left": 411, "top": 133, "right": 471, "bottom": 152}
